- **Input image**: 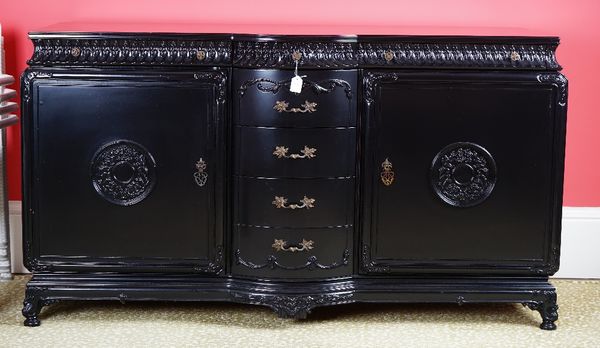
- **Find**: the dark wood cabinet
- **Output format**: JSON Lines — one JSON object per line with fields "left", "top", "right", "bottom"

{"left": 20, "top": 31, "right": 567, "bottom": 330}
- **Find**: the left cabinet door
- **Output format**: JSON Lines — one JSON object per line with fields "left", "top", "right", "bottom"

{"left": 22, "top": 70, "right": 227, "bottom": 273}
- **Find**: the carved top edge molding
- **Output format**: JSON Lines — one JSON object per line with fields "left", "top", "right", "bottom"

{"left": 28, "top": 35, "right": 560, "bottom": 70}
{"left": 28, "top": 38, "right": 232, "bottom": 67}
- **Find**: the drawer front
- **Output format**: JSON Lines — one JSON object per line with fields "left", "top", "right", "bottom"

{"left": 234, "top": 127, "right": 356, "bottom": 178}
{"left": 232, "top": 226, "right": 352, "bottom": 279}
{"left": 235, "top": 177, "right": 354, "bottom": 227}
{"left": 234, "top": 69, "right": 357, "bottom": 127}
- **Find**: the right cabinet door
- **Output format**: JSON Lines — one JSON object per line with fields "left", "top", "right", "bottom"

{"left": 361, "top": 71, "right": 567, "bottom": 275}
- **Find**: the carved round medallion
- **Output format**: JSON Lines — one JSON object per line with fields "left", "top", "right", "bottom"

{"left": 430, "top": 142, "right": 497, "bottom": 207}
{"left": 90, "top": 140, "right": 157, "bottom": 206}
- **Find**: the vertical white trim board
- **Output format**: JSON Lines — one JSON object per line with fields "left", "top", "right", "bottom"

{"left": 7, "top": 201, "right": 600, "bottom": 278}
{"left": 553, "top": 207, "right": 600, "bottom": 278}
{"left": 9, "top": 200, "right": 26, "bottom": 273}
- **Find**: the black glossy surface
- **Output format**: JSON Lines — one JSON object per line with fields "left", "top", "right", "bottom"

{"left": 232, "top": 226, "right": 352, "bottom": 279}
{"left": 21, "top": 32, "right": 567, "bottom": 329}
{"left": 234, "top": 126, "right": 356, "bottom": 178}
{"left": 25, "top": 70, "right": 224, "bottom": 269}
{"left": 235, "top": 177, "right": 355, "bottom": 228}
{"left": 234, "top": 69, "right": 356, "bottom": 128}
{"left": 361, "top": 71, "right": 566, "bottom": 274}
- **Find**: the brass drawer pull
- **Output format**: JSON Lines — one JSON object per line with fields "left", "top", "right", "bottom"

{"left": 272, "top": 195, "right": 315, "bottom": 210}
{"left": 273, "top": 145, "right": 317, "bottom": 159}
{"left": 510, "top": 51, "right": 521, "bottom": 61}
{"left": 71, "top": 47, "right": 81, "bottom": 57}
{"left": 383, "top": 49, "right": 395, "bottom": 62}
{"left": 273, "top": 100, "right": 317, "bottom": 113}
{"left": 194, "top": 158, "right": 208, "bottom": 187}
{"left": 272, "top": 238, "right": 314, "bottom": 252}
{"left": 291, "top": 51, "right": 303, "bottom": 62}
{"left": 380, "top": 158, "right": 395, "bottom": 186}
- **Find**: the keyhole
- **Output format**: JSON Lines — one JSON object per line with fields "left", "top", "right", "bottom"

{"left": 452, "top": 163, "right": 475, "bottom": 185}
{"left": 111, "top": 162, "right": 135, "bottom": 184}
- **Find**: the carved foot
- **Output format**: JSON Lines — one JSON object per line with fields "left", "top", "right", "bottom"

{"left": 22, "top": 287, "right": 57, "bottom": 327}
{"left": 525, "top": 290, "right": 559, "bottom": 330}
{"left": 22, "top": 292, "right": 43, "bottom": 327}
{"left": 23, "top": 315, "right": 41, "bottom": 327}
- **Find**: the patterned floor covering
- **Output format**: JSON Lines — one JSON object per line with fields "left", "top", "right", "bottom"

{"left": 0, "top": 276, "right": 598, "bottom": 347}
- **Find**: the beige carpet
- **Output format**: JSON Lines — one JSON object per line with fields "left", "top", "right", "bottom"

{"left": 0, "top": 276, "right": 599, "bottom": 348}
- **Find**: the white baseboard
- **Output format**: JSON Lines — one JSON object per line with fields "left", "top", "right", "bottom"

{"left": 7, "top": 201, "right": 600, "bottom": 278}
{"left": 9, "top": 200, "right": 26, "bottom": 273}
{"left": 553, "top": 207, "right": 600, "bottom": 279}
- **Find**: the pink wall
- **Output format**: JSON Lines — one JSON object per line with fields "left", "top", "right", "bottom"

{"left": 1, "top": 0, "right": 599, "bottom": 206}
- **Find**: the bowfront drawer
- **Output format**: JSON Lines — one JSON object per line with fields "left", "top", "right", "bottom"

{"left": 234, "top": 69, "right": 357, "bottom": 127}
{"left": 235, "top": 177, "right": 354, "bottom": 227}
{"left": 232, "top": 226, "right": 352, "bottom": 279}
{"left": 234, "top": 126, "right": 356, "bottom": 178}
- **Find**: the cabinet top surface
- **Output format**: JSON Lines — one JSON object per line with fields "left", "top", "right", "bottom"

{"left": 31, "top": 22, "right": 558, "bottom": 42}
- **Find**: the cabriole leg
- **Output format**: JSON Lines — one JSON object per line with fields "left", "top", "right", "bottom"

{"left": 525, "top": 290, "right": 559, "bottom": 330}
{"left": 22, "top": 292, "right": 43, "bottom": 327}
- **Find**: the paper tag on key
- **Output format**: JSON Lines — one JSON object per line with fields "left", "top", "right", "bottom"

{"left": 290, "top": 75, "right": 303, "bottom": 94}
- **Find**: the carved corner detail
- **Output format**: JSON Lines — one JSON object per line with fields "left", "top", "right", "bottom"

{"left": 363, "top": 72, "right": 401, "bottom": 105}
{"left": 194, "top": 71, "right": 228, "bottom": 103}
{"left": 193, "top": 245, "right": 224, "bottom": 275}
{"left": 22, "top": 70, "right": 52, "bottom": 104}
{"left": 23, "top": 240, "right": 53, "bottom": 273}
{"left": 537, "top": 73, "right": 568, "bottom": 107}
{"left": 361, "top": 244, "right": 391, "bottom": 273}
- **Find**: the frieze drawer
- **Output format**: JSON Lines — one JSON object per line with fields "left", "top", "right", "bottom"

{"left": 232, "top": 226, "right": 352, "bottom": 279}
{"left": 234, "top": 126, "right": 356, "bottom": 178}
{"left": 234, "top": 69, "right": 357, "bottom": 128}
{"left": 235, "top": 177, "right": 355, "bottom": 228}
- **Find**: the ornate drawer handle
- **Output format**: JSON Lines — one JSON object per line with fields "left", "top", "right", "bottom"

{"left": 273, "top": 145, "right": 317, "bottom": 159}
{"left": 194, "top": 158, "right": 208, "bottom": 187}
{"left": 272, "top": 195, "right": 316, "bottom": 209}
{"left": 273, "top": 100, "right": 317, "bottom": 113}
{"left": 380, "top": 158, "right": 395, "bottom": 186}
{"left": 272, "top": 238, "right": 314, "bottom": 252}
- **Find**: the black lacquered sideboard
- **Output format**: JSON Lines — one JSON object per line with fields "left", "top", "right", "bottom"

{"left": 20, "top": 30, "right": 567, "bottom": 329}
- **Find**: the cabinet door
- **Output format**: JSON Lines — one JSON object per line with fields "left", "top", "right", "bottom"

{"left": 361, "top": 71, "right": 567, "bottom": 275}
{"left": 22, "top": 70, "right": 226, "bottom": 273}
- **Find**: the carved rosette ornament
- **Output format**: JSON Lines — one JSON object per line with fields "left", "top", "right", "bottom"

{"left": 91, "top": 140, "right": 157, "bottom": 206}
{"left": 431, "top": 142, "right": 497, "bottom": 207}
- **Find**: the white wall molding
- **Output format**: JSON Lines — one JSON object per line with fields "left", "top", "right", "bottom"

{"left": 553, "top": 207, "right": 600, "bottom": 279}
{"left": 9, "top": 200, "right": 25, "bottom": 273}
{"left": 6, "top": 201, "right": 600, "bottom": 278}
